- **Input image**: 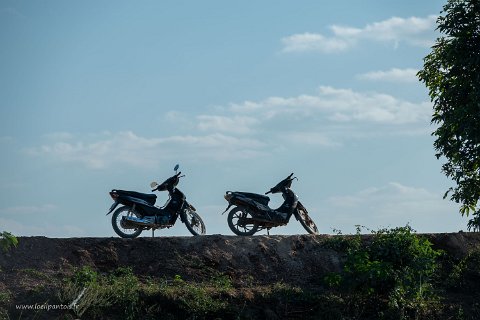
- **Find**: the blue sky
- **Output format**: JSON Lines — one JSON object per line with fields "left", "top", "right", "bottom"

{"left": 0, "top": 0, "right": 469, "bottom": 237}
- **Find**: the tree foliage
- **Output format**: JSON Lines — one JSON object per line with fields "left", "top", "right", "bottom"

{"left": 0, "top": 231, "right": 18, "bottom": 252}
{"left": 418, "top": 0, "right": 480, "bottom": 230}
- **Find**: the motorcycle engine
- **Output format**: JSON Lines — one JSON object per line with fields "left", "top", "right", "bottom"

{"left": 155, "top": 215, "right": 170, "bottom": 225}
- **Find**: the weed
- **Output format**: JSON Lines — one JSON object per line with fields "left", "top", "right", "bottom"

{"left": 158, "top": 273, "right": 233, "bottom": 316}
{"left": 59, "top": 267, "right": 236, "bottom": 319}
{"left": 0, "top": 290, "right": 11, "bottom": 304}
{"left": 59, "top": 266, "right": 140, "bottom": 319}
{"left": 17, "top": 268, "right": 49, "bottom": 280}
{"left": 210, "top": 272, "right": 233, "bottom": 291}
{"left": 71, "top": 265, "right": 98, "bottom": 286}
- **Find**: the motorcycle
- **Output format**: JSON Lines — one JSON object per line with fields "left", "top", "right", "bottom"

{"left": 222, "top": 173, "right": 318, "bottom": 236}
{"left": 107, "top": 165, "right": 206, "bottom": 238}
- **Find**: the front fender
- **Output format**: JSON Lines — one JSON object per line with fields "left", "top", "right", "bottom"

{"left": 293, "top": 201, "right": 306, "bottom": 220}
{"left": 179, "top": 208, "right": 188, "bottom": 223}
{"left": 179, "top": 200, "right": 194, "bottom": 223}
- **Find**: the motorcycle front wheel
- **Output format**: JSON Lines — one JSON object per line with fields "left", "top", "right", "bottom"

{"left": 183, "top": 209, "right": 206, "bottom": 236}
{"left": 111, "top": 206, "right": 143, "bottom": 238}
{"left": 296, "top": 207, "right": 319, "bottom": 235}
{"left": 227, "top": 207, "right": 259, "bottom": 236}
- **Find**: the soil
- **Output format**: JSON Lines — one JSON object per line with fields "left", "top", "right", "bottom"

{"left": 1, "top": 232, "right": 480, "bottom": 319}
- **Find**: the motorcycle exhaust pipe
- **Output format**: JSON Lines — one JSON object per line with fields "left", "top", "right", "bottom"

{"left": 122, "top": 216, "right": 156, "bottom": 228}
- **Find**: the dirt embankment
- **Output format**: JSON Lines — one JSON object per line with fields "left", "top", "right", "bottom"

{"left": 1, "top": 235, "right": 343, "bottom": 286}
{"left": 1, "top": 232, "right": 480, "bottom": 319}
{"left": 3, "top": 233, "right": 478, "bottom": 282}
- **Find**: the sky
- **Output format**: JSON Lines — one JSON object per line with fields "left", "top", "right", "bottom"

{"left": 0, "top": 0, "right": 470, "bottom": 237}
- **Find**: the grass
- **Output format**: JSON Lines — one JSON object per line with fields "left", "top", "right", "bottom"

{"left": 16, "top": 268, "right": 50, "bottom": 280}
{"left": 58, "top": 267, "right": 237, "bottom": 319}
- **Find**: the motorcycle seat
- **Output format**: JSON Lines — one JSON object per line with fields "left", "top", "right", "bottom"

{"left": 234, "top": 192, "right": 270, "bottom": 206}
{"left": 113, "top": 190, "right": 157, "bottom": 204}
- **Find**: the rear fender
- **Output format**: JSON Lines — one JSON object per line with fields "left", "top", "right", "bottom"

{"left": 223, "top": 195, "right": 259, "bottom": 215}
{"left": 222, "top": 197, "right": 256, "bottom": 214}
{"left": 107, "top": 201, "right": 119, "bottom": 215}
{"left": 222, "top": 194, "right": 245, "bottom": 214}
{"left": 108, "top": 195, "right": 152, "bottom": 216}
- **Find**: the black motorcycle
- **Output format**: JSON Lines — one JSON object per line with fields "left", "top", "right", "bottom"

{"left": 107, "top": 165, "right": 206, "bottom": 238}
{"left": 222, "top": 173, "right": 318, "bottom": 236}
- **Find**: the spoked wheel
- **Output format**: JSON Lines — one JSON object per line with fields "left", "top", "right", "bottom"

{"left": 183, "top": 209, "right": 206, "bottom": 236}
{"left": 111, "top": 206, "right": 143, "bottom": 238}
{"left": 296, "top": 207, "right": 319, "bottom": 235}
{"left": 227, "top": 207, "right": 259, "bottom": 236}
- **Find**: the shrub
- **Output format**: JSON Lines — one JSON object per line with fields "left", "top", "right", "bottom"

{"left": 71, "top": 265, "right": 98, "bottom": 286}
{"left": 326, "top": 226, "right": 441, "bottom": 318}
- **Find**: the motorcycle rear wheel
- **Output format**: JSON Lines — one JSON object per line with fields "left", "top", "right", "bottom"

{"left": 183, "top": 209, "right": 206, "bottom": 236}
{"left": 228, "top": 207, "right": 259, "bottom": 236}
{"left": 296, "top": 207, "right": 319, "bottom": 235}
{"left": 112, "top": 206, "right": 143, "bottom": 238}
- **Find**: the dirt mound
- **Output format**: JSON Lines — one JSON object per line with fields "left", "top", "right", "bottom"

{"left": 1, "top": 232, "right": 480, "bottom": 319}
{"left": 1, "top": 235, "right": 344, "bottom": 286}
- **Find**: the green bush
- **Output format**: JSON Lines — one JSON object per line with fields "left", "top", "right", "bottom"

{"left": 326, "top": 226, "right": 441, "bottom": 318}
{"left": 71, "top": 266, "right": 98, "bottom": 286}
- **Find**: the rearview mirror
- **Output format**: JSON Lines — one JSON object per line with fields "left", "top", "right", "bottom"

{"left": 174, "top": 164, "right": 179, "bottom": 173}
{"left": 150, "top": 182, "right": 159, "bottom": 189}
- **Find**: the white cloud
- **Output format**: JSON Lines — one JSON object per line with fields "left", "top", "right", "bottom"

{"left": 25, "top": 84, "right": 432, "bottom": 169}
{"left": 281, "top": 32, "right": 352, "bottom": 53}
{"left": 329, "top": 182, "right": 432, "bottom": 207}
{"left": 327, "top": 182, "right": 466, "bottom": 232}
{"left": 357, "top": 68, "right": 419, "bottom": 83}
{"left": 197, "top": 115, "right": 259, "bottom": 134}
{"left": 355, "top": 15, "right": 437, "bottom": 46}
{"left": 26, "top": 131, "right": 266, "bottom": 169}
{"left": 230, "top": 86, "right": 431, "bottom": 124}
{"left": 282, "top": 15, "right": 437, "bottom": 53}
